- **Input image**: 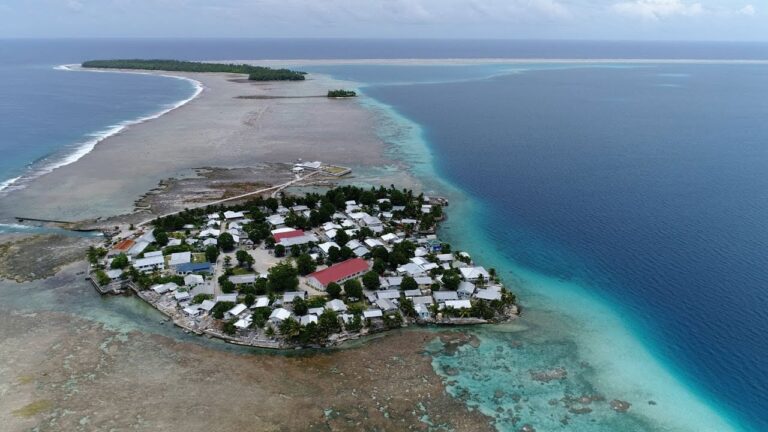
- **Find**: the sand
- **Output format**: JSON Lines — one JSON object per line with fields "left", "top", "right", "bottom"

{"left": 0, "top": 70, "right": 390, "bottom": 222}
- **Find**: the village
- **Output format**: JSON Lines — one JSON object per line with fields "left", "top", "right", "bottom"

{"left": 88, "top": 179, "right": 518, "bottom": 349}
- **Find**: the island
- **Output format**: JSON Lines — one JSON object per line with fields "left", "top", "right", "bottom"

{"left": 327, "top": 89, "right": 357, "bottom": 98}
{"left": 87, "top": 182, "right": 518, "bottom": 349}
{"left": 81, "top": 59, "right": 306, "bottom": 81}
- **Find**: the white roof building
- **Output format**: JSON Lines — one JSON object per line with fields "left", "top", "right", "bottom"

{"left": 299, "top": 315, "right": 318, "bottom": 326}
{"left": 224, "top": 210, "right": 245, "bottom": 220}
{"left": 133, "top": 255, "right": 165, "bottom": 272}
{"left": 252, "top": 296, "right": 270, "bottom": 308}
{"left": 269, "top": 308, "right": 292, "bottom": 323}
{"left": 169, "top": 252, "right": 192, "bottom": 267}
{"left": 216, "top": 294, "right": 238, "bottom": 303}
{"left": 475, "top": 289, "right": 503, "bottom": 301}
{"left": 319, "top": 242, "right": 340, "bottom": 254}
{"left": 444, "top": 299, "right": 472, "bottom": 310}
{"left": 174, "top": 291, "right": 191, "bottom": 302}
{"left": 235, "top": 315, "right": 253, "bottom": 329}
{"left": 200, "top": 300, "right": 217, "bottom": 312}
{"left": 363, "top": 309, "right": 383, "bottom": 319}
{"left": 460, "top": 267, "right": 491, "bottom": 281}
{"left": 325, "top": 299, "right": 348, "bottom": 313}
{"left": 433, "top": 291, "right": 459, "bottom": 302}
{"left": 226, "top": 303, "right": 248, "bottom": 318}
{"left": 380, "top": 233, "right": 398, "bottom": 243}
{"left": 184, "top": 274, "right": 204, "bottom": 286}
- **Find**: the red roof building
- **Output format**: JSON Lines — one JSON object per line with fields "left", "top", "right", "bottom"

{"left": 307, "top": 258, "right": 370, "bottom": 289}
{"left": 272, "top": 229, "right": 305, "bottom": 243}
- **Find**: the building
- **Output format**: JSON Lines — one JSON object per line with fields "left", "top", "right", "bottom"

{"left": 169, "top": 252, "right": 192, "bottom": 267}
{"left": 444, "top": 299, "right": 472, "bottom": 310}
{"left": 306, "top": 258, "right": 370, "bottom": 290}
{"left": 283, "top": 291, "right": 308, "bottom": 303}
{"left": 229, "top": 274, "right": 257, "bottom": 285}
{"left": 184, "top": 274, "right": 204, "bottom": 286}
{"left": 326, "top": 299, "right": 348, "bottom": 313}
{"left": 269, "top": 308, "right": 292, "bottom": 324}
{"left": 459, "top": 266, "right": 490, "bottom": 282}
{"left": 475, "top": 288, "right": 502, "bottom": 301}
{"left": 175, "top": 262, "right": 213, "bottom": 275}
{"left": 133, "top": 255, "right": 165, "bottom": 273}
{"left": 226, "top": 303, "right": 248, "bottom": 319}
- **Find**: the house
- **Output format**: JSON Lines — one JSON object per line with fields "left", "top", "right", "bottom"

{"left": 226, "top": 303, "right": 248, "bottom": 319}
{"left": 415, "top": 303, "right": 432, "bottom": 320}
{"left": 229, "top": 274, "right": 257, "bottom": 285}
{"left": 414, "top": 276, "right": 434, "bottom": 288}
{"left": 128, "top": 240, "right": 150, "bottom": 257}
{"left": 380, "top": 233, "right": 398, "bottom": 243}
{"left": 377, "top": 289, "right": 400, "bottom": 300}
{"left": 252, "top": 296, "right": 270, "bottom": 309}
{"left": 216, "top": 294, "right": 238, "bottom": 303}
{"left": 457, "top": 281, "right": 476, "bottom": 299}
{"left": 183, "top": 306, "right": 201, "bottom": 317}
{"left": 269, "top": 308, "right": 292, "bottom": 324}
{"left": 363, "top": 309, "right": 383, "bottom": 319}
{"left": 151, "top": 282, "right": 177, "bottom": 294}
{"left": 200, "top": 300, "right": 217, "bottom": 313}
{"left": 190, "top": 283, "right": 214, "bottom": 297}
{"left": 412, "top": 295, "right": 434, "bottom": 305}
{"left": 267, "top": 214, "right": 285, "bottom": 227}
{"left": 345, "top": 239, "right": 363, "bottom": 249}
{"left": 105, "top": 269, "right": 123, "bottom": 280}
{"left": 459, "top": 267, "right": 490, "bottom": 282}
{"left": 224, "top": 210, "right": 245, "bottom": 220}
{"left": 235, "top": 315, "right": 252, "bottom": 329}
{"left": 175, "top": 262, "right": 212, "bottom": 275}
{"left": 307, "top": 258, "right": 370, "bottom": 290}
{"left": 375, "top": 298, "right": 397, "bottom": 312}
{"left": 396, "top": 263, "right": 425, "bottom": 277}
{"left": 133, "top": 255, "right": 165, "bottom": 273}
{"left": 174, "top": 290, "right": 191, "bottom": 302}
{"left": 202, "top": 238, "right": 218, "bottom": 247}
{"left": 436, "top": 253, "right": 454, "bottom": 263}
{"left": 403, "top": 289, "right": 422, "bottom": 298}
{"left": 277, "top": 232, "right": 319, "bottom": 247}
{"left": 308, "top": 307, "right": 325, "bottom": 316}
{"left": 475, "top": 289, "right": 502, "bottom": 301}
{"left": 325, "top": 299, "right": 348, "bottom": 313}
{"left": 283, "top": 291, "right": 308, "bottom": 303}
{"left": 382, "top": 276, "right": 403, "bottom": 289}
{"left": 352, "top": 246, "right": 369, "bottom": 257}
{"left": 184, "top": 274, "right": 204, "bottom": 286}
{"left": 198, "top": 228, "right": 221, "bottom": 238}
{"left": 444, "top": 299, "right": 472, "bottom": 310}
{"left": 433, "top": 291, "right": 459, "bottom": 302}
{"left": 167, "top": 238, "right": 183, "bottom": 247}
{"left": 273, "top": 229, "right": 305, "bottom": 243}
{"left": 318, "top": 241, "right": 340, "bottom": 254}
{"left": 364, "top": 238, "right": 385, "bottom": 249}
{"left": 299, "top": 315, "right": 318, "bottom": 326}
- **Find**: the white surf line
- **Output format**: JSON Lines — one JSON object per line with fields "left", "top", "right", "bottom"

{"left": 0, "top": 65, "right": 204, "bottom": 195}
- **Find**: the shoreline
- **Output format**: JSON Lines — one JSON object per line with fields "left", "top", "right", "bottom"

{"left": 0, "top": 65, "right": 203, "bottom": 196}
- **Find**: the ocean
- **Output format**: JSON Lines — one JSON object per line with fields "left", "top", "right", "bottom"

{"left": 1, "top": 39, "right": 768, "bottom": 431}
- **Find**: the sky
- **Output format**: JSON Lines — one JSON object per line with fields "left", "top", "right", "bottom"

{"left": 0, "top": 0, "right": 765, "bottom": 41}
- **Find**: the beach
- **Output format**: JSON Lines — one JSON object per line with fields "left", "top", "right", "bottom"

{"left": 0, "top": 69, "right": 391, "bottom": 223}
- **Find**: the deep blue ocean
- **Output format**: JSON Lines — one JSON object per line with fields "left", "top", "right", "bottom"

{"left": 2, "top": 39, "right": 768, "bottom": 430}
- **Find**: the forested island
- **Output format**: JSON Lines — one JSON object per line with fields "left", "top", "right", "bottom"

{"left": 327, "top": 89, "right": 357, "bottom": 98}
{"left": 81, "top": 59, "right": 306, "bottom": 81}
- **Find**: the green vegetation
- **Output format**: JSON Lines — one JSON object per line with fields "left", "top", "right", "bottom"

{"left": 81, "top": 59, "right": 306, "bottom": 81}
{"left": 327, "top": 89, "right": 357, "bottom": 98}
{"left": 110, "top": 253, "right": 129, "bottom": 270}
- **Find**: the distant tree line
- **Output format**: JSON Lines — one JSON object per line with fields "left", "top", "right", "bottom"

{"left": 81, "top": 59, "right": 306, "bottom": 81}
{"left": 327, "top": 89, "right": 357, "bottom": 97}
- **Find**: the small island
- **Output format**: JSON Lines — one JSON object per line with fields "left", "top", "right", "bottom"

{"left": 81, "top": 59, "right": 306, "bottom": 81}
{"left": 88, "top": 183, "right": 518, "bottom": 349}
{"left": 327, "top": 89, "right": 357, "bottom": 98}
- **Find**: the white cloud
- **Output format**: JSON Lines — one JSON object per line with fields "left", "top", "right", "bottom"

{"left": 612, "top": 0, "right": 705, "bottom": 20}
{"left": 66, "top": 0, "right": 84, "bottom": 12}
{"left": 738, "top": 4, "right": 756, "bottom": 16}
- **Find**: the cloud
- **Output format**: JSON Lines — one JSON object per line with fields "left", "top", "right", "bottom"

{"left": 738, "top": 4, "right": 756, "bottom": 16}
{"left": 66, "top": 0, "right": 84, "bottom": 12}
{"left": 611, "top": 0, "right": 704, "bottom": 20}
